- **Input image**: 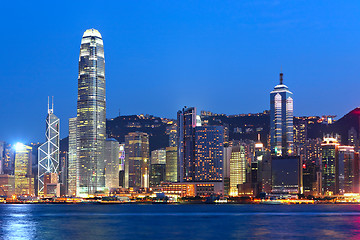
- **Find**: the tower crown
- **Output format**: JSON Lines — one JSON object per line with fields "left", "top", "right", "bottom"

{"left": 82, "top": 28, "right": 102, "bottom": 38}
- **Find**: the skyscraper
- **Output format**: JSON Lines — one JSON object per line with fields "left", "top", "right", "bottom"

{"left": 270, "top": 72, "right": 294, "bottom": 156}
{"left": 150, "top": 149, "right": 166, "bottom": 187}
{"left": 321, "top": 135, "right": 340, "bottom": 195}
{"left": 104, "top": 138, "right": 120, "bottom": 190}
{"left": 38, "top": 99, "right": 60, "bottom": 196}
{"left": 177, "top": 107, "right": 197, "bottom": 182}
{"left": 229, "top": 144, "right": 247, "bottom": 196}
{"left": 14, "top": 143, "right": 34, "bottom": 195}
{"left": 67, "top": 117, "right": 77, "bottom": 196}
{"left": 194, "top": 126, "right": 224, "bottom": 181}
{"left": 165, "top": 147, "right": 177, "bottom": 182}
{"left": 124, "top": 132, "right": 150, "bottom": 189}
{"left": 76, "top": 29, "right": 106, "bottom": 196}
{"left": 0, "top": 141, "right": 4, "bottom": 174}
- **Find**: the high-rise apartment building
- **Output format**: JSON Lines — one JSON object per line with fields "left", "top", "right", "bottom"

{"left": 270, "top": 72, "right": 294, "bottom": 156}
{"left": 14, "top": 143, "right": 34, "bottom": 195}
{"left": 104, "top": 138, "right": 120, "bottom": 190}
{"left": 177, "top": 107, "right": 197, "bottom": 182}
{"left": 124, "top": 132, "right": 149, "bottom": 189}
{"left": 38, "top": 99, "right": 60, "bottom": 196}
{"left": 194, "top": 126, "right": 224, "bottom": 181}
{"left": 76, "top": 29, "right": 106, "bottom": 196}
{"left": 68, "top": 117, "right": 77, "bottom": 196}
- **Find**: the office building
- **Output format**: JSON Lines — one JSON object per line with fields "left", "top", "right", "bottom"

{"left": 38, "top": 99, "right": 60, "bottom": 196}
{"left": 149, "top": 149, "right": 166, "bottom": 186}
{"left": 76, "top": 29, "right": 106, "bottom": 196}
{"left": 104, "top": 138, "right": 120, "bottom": 190}
{"left": 151, "top": 149, "right": 166, "bottom": 165}
{"left": 177, "top": 107, "right": 197, "bottom": 182}
{"left": 165, "top": 147, "right": 177, "bottom": 182}
{"left": 270, "top": 72, "right": 294, "bottom": 156}
{"left": 321, "top": 136, "right": 340, "bottom": 195}
{"left": 3, "top": 144, "right": 14, "bottom": 175}
{"left": 124, "top": 132, "right": 149, "bottom": 189}
{"left": 0, "top": 174, "right": 15, "bottom": 196}
{"left": 271, "top": 156, "right": 302, "bottom": 194}
{"left": 150, "top": 164, "right": 166, "bottom": 187}
{"left": 223, "top": 145, "right": 232, "bottom": 195}
{"left": 14, "top": 143, "right": 34, "bottom": 195}
{"left": 229, "top": 144, "right": 247, "bottom": 196}
{"left": 166, "top": 123, "right": 177, "bottom": 147}
{"left": 0, "top": 141, "right": 4, "bottom": 174}
{"left": 68, "top": 117, "right": 77, "bottom": 196}
{"left": 338, "top": 146, "right": 359, "bottom": 194}
{"left": 194, "top": 126, "right": 224, "bottom": 181}
{"left": 119, "top": 143, "right": 125, "bottom": 187}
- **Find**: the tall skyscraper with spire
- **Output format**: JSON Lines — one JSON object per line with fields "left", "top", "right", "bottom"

{"left": 270, "top": 72, "right": 294, "bottom": 156}
{"left": 38, "top": 97, "right": 60, "bottom": 196}
{"left": 76, "top": 29, "right": 106, "bottom": 196}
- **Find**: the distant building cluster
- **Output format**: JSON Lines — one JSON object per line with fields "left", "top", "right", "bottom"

{"left": 1, "top": 29, "right": 360, "bottom": 200}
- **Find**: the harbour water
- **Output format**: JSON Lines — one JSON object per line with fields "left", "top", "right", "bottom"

{"left": 1, "top": 204, "right": 360, "bottom": 239}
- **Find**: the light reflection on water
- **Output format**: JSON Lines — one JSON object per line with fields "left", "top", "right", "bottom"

{"left": 1, "top": 205, "right": 37, "bottom": 240}
{"left": 1, "top": 204, "right": 360, "bottom": 239}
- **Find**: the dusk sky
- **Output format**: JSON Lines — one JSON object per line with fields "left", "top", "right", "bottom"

{"left": 1, "top": 0, "right": 360, "bottom": 143}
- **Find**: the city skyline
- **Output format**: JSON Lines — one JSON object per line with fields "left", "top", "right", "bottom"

{"left": 2, "top": 1, "right": 360, "bottom": 144}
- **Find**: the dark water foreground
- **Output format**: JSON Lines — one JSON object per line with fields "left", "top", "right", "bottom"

{"left": 1, "top": 204, "right": 360, "bottom": 239}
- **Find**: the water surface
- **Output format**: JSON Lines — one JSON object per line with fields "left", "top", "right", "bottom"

{"left": 1, "top": 204, "right": 360, "bottom": 239}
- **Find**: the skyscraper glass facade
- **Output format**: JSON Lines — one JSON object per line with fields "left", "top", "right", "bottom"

{"left": 321, "top": 136, "right": 339, "bottom": 195}
{"left": 38, "top": 103, "right": 60, "bottom": 196}
{"left": 194, "top": 126, "right": 224, "bottom": 181}
{"left": 14, "top": 144, "right": 34, "bottom": 195}
{"left": 68, "top": 117, "right": 77, "bottom": 196}
{"left": 124, "top": 132, "right": 149, "bottom": 189}
{"left": 270, "top": 73, "right": 294, "bottom": 156}
{"left": 177, "top": 107, "right": 197, "bottom": 182}
{"left": 76, "top": 29, "right": 106, "bottom": 196}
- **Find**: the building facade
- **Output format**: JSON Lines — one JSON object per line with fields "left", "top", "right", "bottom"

{"left": 76, "top": 29, "right": 106, "bottom": 196}
{"left": 194, "top": 126, "right": 224, "bottom": 181}
{"left": 38, "top": 100, "right": 60, "bottom": 196}
{"left": 124, "top": 132, "right": 150, "bottom": 189}
{"left": 104, "top": 138, "right": 120, "bottom": 190}
{"left": 165, "top": 147, "right": 177, "bottom": 182}
{"left": 177, "top": 107, "right": 197, "bottom": 182}
{"left": 229, "top": 144, "right": 247, "bottom": 196}
{"left": 321, "top": 136, "right": 340, "bottom": 195}
{"left": 270, "top": 72, "right": 294, "bottom": 156}
{"left": 68, "top": 117, "right": 77, "bottom": 196}
{"left": 14, "top": 143, "right": 34, "bottom": 195}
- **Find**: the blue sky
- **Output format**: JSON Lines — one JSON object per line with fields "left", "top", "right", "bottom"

{"left": 1, "top": 0, "right": 360, "bottom": 143}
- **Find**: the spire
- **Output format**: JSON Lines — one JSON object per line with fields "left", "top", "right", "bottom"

{"left": 280, "top": 72, "right": 283, "bottom": 85}
{"left": 48, "top": 96, "right": 54, "bottom": 114}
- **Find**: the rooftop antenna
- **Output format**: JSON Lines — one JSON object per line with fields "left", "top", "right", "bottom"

{"left": 257, "top": 133, "right": 261, "bottom": 142}
{"left": 48, "top": 96, "right": 54, "bottom": 114}
{"left": 280, "top": 66, "right": 283, "bottom": 85}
